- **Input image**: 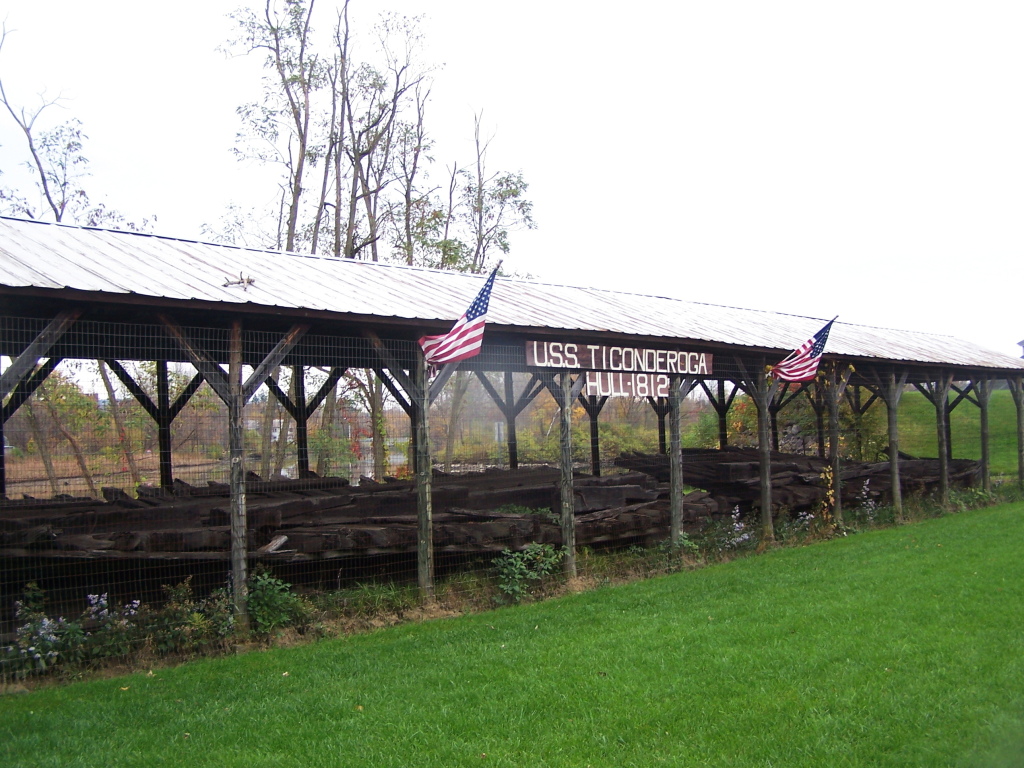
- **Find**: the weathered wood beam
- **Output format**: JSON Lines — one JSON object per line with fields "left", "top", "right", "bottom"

{"left": 241, "top": 324, "right": 309, "bottom": 402}
{"left": 917, "top": 373, "right": 954, "bottom": 505}
{"left": 0, "top": 310, "right": 80, "bottom": 400}
{"left": 579, "top": 394, "right": 609, "bottom": 476}
{"left": 104, "top": 360, "right": 205, "bottom": 490}
{"left": 474, "top": 371, "right": 543, "bottom": 469}
{"left": 412, "top": 348, "right": 434, "bottom": 599}
{"left": 364, "top": 331, "right": 416, "bottom": 401}
{"left": 866, "top": 369, "right": 908, "bottom": 517}
{"left": 698, "top": 379, "right": 739, "bottom": 449}
{"left": 156, "top": 362, "right": 173, "bottom": 489}
{"left": 559, "top": 372, "right": 577, "bottom": 577}
{"left": 735, "top": 357, "right": 779, "bottom": 539}
{"left": 2, "top": 356, "right": 62, "bottom": 423}
{"left": 104, "top": 360, "right": 159, "bottom": 421}
{"left": 428, "top": 361, "right": 460, "bottom": 405}
{"left": 159, "top": 316, "right": 232, "bottom": 403}
{"left": 0, "top": 355, "right": 63, "bottom": 497}
{"left": 645, "top": 396, "right": 671, "bottom": 454}
{"left": 228, "top": 322, "right": 249, "bottom": 629}
{"left": 820, "top": 363, "right": 853, "bottom": 525}
{"left": 374, "top": 367, "right": 412, "bottom": 416}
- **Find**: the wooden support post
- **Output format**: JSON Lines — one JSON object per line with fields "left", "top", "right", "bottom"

{"left": 476, "top": 371, "right": 545, "bottom": 471}
{"left": 579, "top": 394, "right": 608, "bottom": 476}
{"left": 934, "top": 374, "right": 953, "bottom": 505}
{"left": 559, "top": 372, "right": 577, "bottom": 578}
{"left": 156, "top": 361, "right": 173, "bottom": 490}
{"left": 669, "top": 379, "right": 683, "bottom": 544}
{"left": 915, "top": 374, "right": 955, "bottom": 506}
{"left": 736, "top": 358, "right": 778, "bottom": 540}
{"left": 821, "top": 364, "right": 853, "bottom": 526}
{"left": 227, "top": 322, "right": 248, "bottom": 630}
{"left": 873, "top": 370, "right": 907, "bottom": 517}
{"left": 698, "top": 379, "right": 738, "bottom": 450}
{"left": 504, "top": 372, "right": 518, "bottom": 469}
{"left": 717, "top": 380, "right": 729, "bottom": 449}
{"left": 413, "top": 349, "right": 434, "bottom": 599}
{"left": 292, "top": 365, "right": 309, "bottom": 477}
{"left": 978, "top": 379, "right": 991, "bottom": 494}
{"left": 645, "top": 397, "right": 671, "bottom": 454}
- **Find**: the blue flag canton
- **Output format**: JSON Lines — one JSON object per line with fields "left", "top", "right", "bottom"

{"left": 809, "top": 323, "right": 833, "bottom": 357}
{"left": 465, "top": 272, "right": 497, "bottom": 321}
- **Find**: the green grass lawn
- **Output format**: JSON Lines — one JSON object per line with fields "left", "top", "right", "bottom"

{"left": 3, "top": 504, "right": 1024, "bottom": 767}
{"left": 900, "top": 389, "right": 1020, "bottom": 475}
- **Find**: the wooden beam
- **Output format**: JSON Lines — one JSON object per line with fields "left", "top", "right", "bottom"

{"left": 242, "top": 324, "right": 309, "bottom": 402}
{"left": 579, "top": 394, "right": 609, "bottom": 476}
{"left": 156, "top": 362, "right": 173, "bottom": 489}
{"left": 867, "top": 369, "right": 908, "bottom": 517}
{"left": 820, "top": 363, "right": 853, "bottom": 525}
{"left": 735, "top": 357, "right": 779, "bottom": 539}
{"left": 559, "top": 371, "right": 576, "bottom": 578}
{"left": 159, "top": 315, "right": 232, "bottom": 403}
{"left": 2, "top": 356, "right": 62, "bottom": 423}
{"left": 0, "top": 310, "right": 80, "bottom": 400}
{"left": 428, "top": 361, "right": 460, "bottom": 405}
{"left": 412, "top": 348, "right": 434, "bottom": 599}
{"left": 228, "top": 321, "right": 249, "bottom": 630}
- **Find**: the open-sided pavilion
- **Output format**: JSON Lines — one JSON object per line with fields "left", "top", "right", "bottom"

{"left": 1, "top": 216, "right": 1022, "bottom": 615}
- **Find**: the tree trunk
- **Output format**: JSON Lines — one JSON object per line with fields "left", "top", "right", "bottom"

{"left": 40, "top": 392, "right": 97, "bottom": 497}
{"left": 98, "top": 361, "right": 141, "bottom": 487}
{"left": 443, "top": 371, "right": 471, "bottom": 472}
{"left": 24, "top": 400, "right": 60, "bottom": 495}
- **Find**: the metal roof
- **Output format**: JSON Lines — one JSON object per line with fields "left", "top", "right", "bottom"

{"left": 0, "top": 216, "right": 1021, "bottom": 373}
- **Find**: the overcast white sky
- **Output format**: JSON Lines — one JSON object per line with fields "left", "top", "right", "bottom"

{"left": 0, "top": 1, "right": 1021, "bottom": 357}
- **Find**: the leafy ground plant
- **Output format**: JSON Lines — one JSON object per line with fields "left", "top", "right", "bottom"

{"left": 493, "top": 542, "right": 564, "bottom": 603}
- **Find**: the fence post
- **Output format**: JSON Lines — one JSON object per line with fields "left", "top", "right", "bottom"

{"left": 669, "top": 376, "right": 684, "bottom": 545}
{"left": 413, "top": 348, "right": 434, "bottom": 599}
{"left": 559, "top": 371, "right": 577, "bottom": 578}
{"left": 228, "top": 322, "right": 249, "bottom": 630}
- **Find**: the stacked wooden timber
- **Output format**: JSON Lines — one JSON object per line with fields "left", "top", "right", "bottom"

{"left": 0, "top": 448, "right": 979, "bottom": 562}
{"left": 614, "top": 447, "right": 981, "bottom": 514}
{"left": 0, "top": 468, "right": 717, "bottom": 561}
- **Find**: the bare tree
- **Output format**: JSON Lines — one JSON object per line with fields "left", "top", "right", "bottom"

{"left": 463, "top": 113, "right": 536, "bottom": 274}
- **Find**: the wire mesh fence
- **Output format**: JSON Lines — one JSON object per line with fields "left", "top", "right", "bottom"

{"left": 0, "top": 316, "right": 1018, "bottom": 682}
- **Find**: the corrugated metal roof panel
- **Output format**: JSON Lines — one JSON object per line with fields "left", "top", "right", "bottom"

{"left": 0, "top": 216, "right": 1021, "bottom": 372}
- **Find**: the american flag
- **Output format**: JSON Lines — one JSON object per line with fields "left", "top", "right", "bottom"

{"left": 418, "top": 266, "right": 499, "bottom": 365}
{"left": 770, "top": 318, "right": 836, "bottom": 382}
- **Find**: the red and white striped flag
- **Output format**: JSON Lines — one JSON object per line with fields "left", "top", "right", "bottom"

{"left": 770, "top": 318, "right": 836, "bottom": 382}
{"left": 418, "top": 266, "right": 499, "bottom": 365}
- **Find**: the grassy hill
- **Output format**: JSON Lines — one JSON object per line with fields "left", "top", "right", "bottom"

{"left": 3, "top": 503, "right": 1023, "bottom": 767}
{"left": 898, "top": 389, "right": 1019, "bottom": 475}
